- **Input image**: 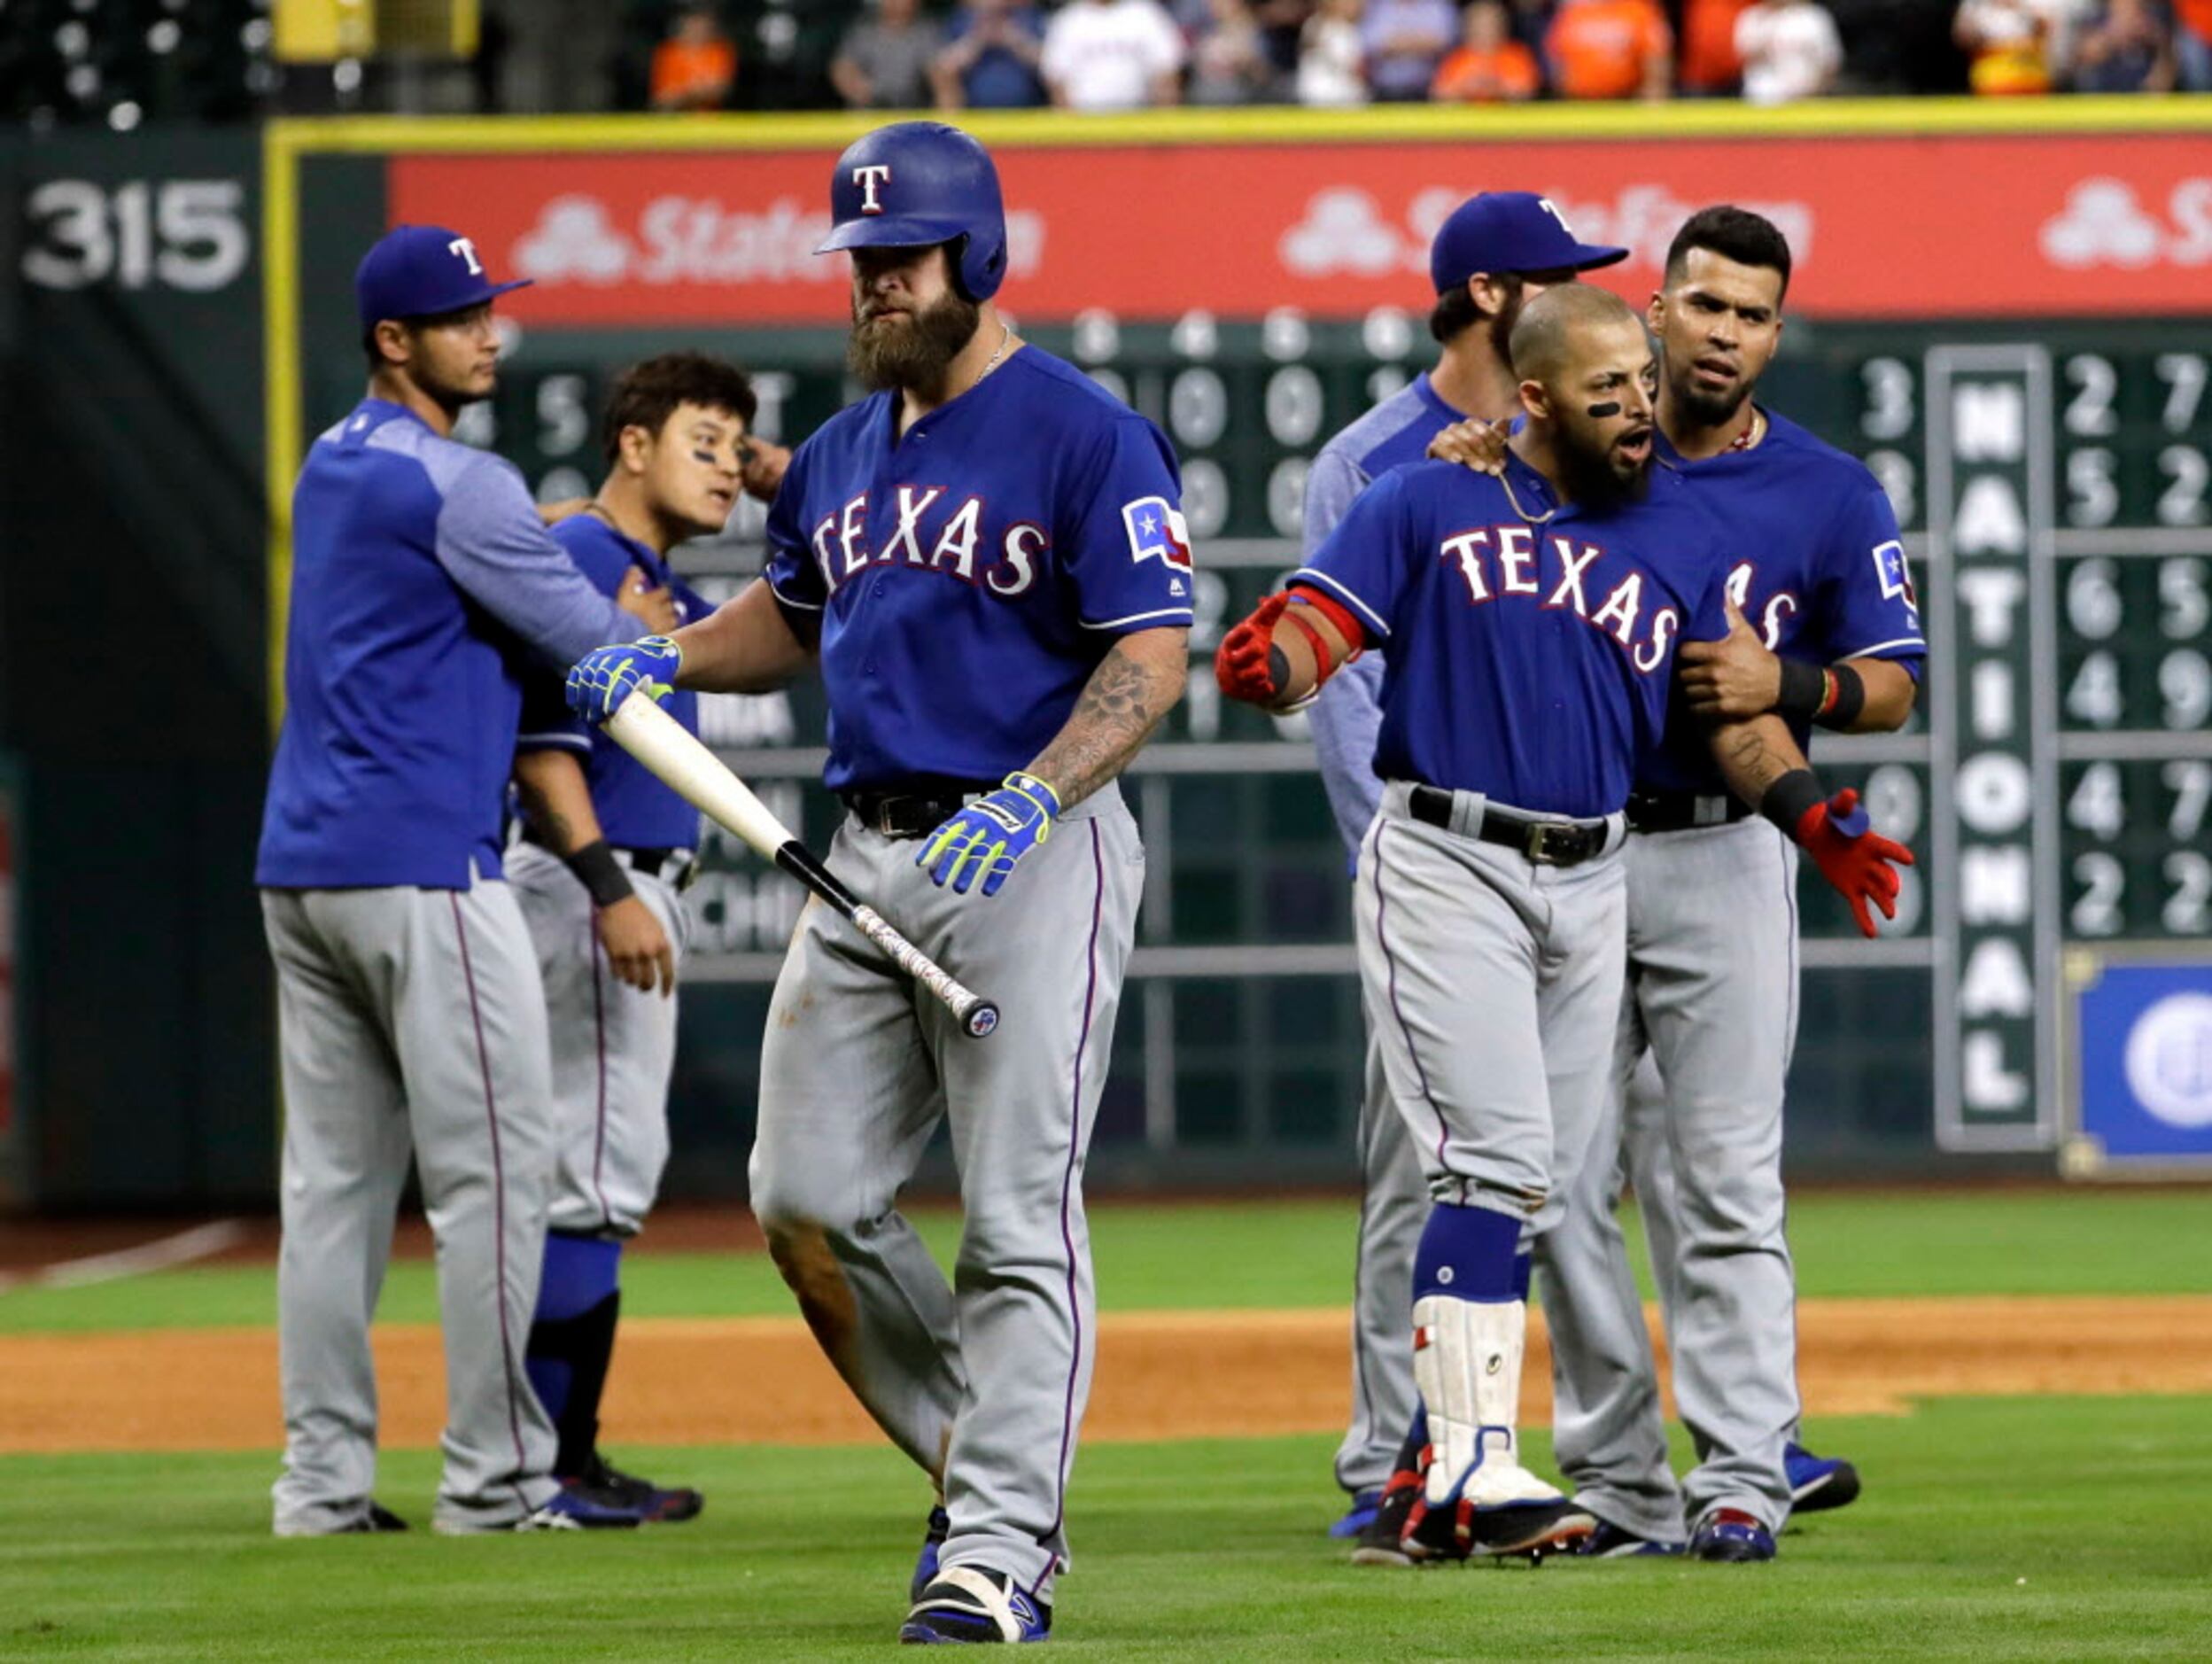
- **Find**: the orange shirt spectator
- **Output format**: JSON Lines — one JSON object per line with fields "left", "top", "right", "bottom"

{"left": 1547, "top": 0, "right": 1673, "bottom": 99}
{"left": 651, "top": 7, "right": 738, "bottom": 112}
{"left": 1679, "top": 0, "right": 1758, "bottom": 91}
{"left": 1432, "top": 0, "right": 1543, "bottom": 99}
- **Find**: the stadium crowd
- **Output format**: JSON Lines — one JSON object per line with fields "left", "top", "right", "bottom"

{"left": 4, "top": 0, "right": 2204, "bottom": 128}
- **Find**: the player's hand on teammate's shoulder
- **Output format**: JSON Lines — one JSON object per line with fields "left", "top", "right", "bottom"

{"left": 566, "top": 634, "right": 683, "bottom": 726}
{"left": 617, "top": 565, "right": 680, "bottom": 634}
{"left": 597, "top": 894, "right": 676, "bottom": 996}
{"left": 1427, "top": 417, "right": 1509, "bottom": 475}
{"left": 537, "top": 496, "right": 594, "bottom": 526}
{"left": 916, "top": 772, "right": 1062, "bottom": 898}
{"left": 738, "top": 439, "right": 792, "bottom": 504}
{"left": 1678, "top": 597, "right": 1781, "bottom": 719}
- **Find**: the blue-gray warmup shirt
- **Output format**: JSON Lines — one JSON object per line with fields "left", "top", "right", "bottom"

{"left": 256, "top": 399, "right": 633, "bottom": 890}
{"left": 1304, "top": 373, "right": 1470, "bottom": 859}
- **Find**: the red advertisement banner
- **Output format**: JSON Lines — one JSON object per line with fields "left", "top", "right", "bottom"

{"left": 388, "top": 133, "right": 2212, "bottom": 326}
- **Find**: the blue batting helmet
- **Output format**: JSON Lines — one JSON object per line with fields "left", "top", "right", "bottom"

{"left": 816, "top": 121, "right": 1008, "bottom": 303}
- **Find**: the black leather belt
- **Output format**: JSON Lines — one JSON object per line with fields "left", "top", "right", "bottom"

{"left": 1407, "top": 784, "right": 1611, "bottom": 868}
{"left": 841, "top": 779, "right": 998, "bottom": 841}
{"left": 1625, "top": 789, "right": 1754, "bottom": 835}
{"left": 617, "top": 847, "right": 694, "bottom": 885}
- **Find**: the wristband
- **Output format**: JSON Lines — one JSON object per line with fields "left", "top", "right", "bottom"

{"left": 1759, "top": 768, "right": 1826, "bottom": 838}
{"left": 563, "top": 838, "right": 635, "bottom": 909}
{"left": 1774, "top": 657, "right": 1826, "bottom": 719}
{"left": 1813, "top": 663, "right": 1867, "bottom": 731}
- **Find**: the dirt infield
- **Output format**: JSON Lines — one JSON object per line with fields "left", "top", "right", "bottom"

{"left": 5, "top": 1295, "right": 2211, "bottom": 1455}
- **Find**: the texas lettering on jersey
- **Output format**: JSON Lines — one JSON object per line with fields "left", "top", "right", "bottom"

{"left": 809, "top": 485, "right": 1049, "bottom": 599}
{"left": 1435, "top": 523, "right": 1685, "bottom": 676}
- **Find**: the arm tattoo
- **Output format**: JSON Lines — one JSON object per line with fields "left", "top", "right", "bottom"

{"left": 1028, "top": 634, "right": 1184, "bottom": 808}
{"left": 1712, "top": 714, "right": 1804, "bottom": 805}
{"left": 514, "top": 778, "right": 578, "bottom": 854}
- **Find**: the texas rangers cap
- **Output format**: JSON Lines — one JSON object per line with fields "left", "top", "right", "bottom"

{"left": 1430, "top": 192, "right": 1628, "bottom": 293}
{"left": 355, "top": 224, "right": 532, "bottom": 329}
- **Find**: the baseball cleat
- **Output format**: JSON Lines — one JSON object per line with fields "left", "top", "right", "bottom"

{"left": 900, "top": 1567, "right": 1051, "bottom": 1645}
{"left": 911, "top": 1505, "right": 951, "bottom": 1604}
{"left": 1328, "top": 1486, "right": 1385, "bottom": 1540}
{"left": 1349, "top": 1471, "right": 1422, "bottom": 1567}
{"left": 1572, "top": 1520, "right": 1685, "bottom": 1559}
{"left": 348, "top": 1501, "right": 410, "bottom": 1533}
{"left": 515, "top": 1487, "right": 645, "bottom": 1531}
{"left": 1689, "top": 1508, "right": 1777, "bottom": 1562}
{"left": 561, "top": 1453, "right": 703, "bottom": 1523}
{"left": 1785, "top": 1442, "right": 1862, "bottom": 1513}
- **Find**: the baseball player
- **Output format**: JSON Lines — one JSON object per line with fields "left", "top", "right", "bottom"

{"left": 564, "top": 122, "right": 1191, "bottom": 1644}
{"left": 510, "top": 352, "right": 766, "bottom": 1523}
{"left": 1305, "top": 191, "right": 1630, "bottom": 1542}
{"left": 1531, "top": 206, "right": 1924, "bottom": 1560}
{"left": 257, "top": 225, "right": 669, "bottom": 1536}
{"left": 1215, "top": 284, "right": 1911, "bottom": 1567}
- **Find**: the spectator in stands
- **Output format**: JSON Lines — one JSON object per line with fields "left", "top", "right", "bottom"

{"left": 1735, "top": 0, "right": 1843, "bottom": 100}
{"left": 1678, "top": 0, "right": 1758, "bottom": 91}
{"left": 934, "top": 2, "right": 1051, "bottom": 109}
{"left": 2070, "top": 0, "right": 2175, "bottom": 88}
{"left": 649, "top": 5, "right": 737, "bottom": 112}
{"left": 1362, "top": 0, "right": 1458, "bottom": 98}
{"left": 1432, "top": 1, "right": 1543, "bottom": 98}
{"left": 833, "top": 0, "right": 946, "bottom": 110}
{"left": 1041, "top": 0, "right": 1189, "bottom": 108}
{"left": 1188, "top": 0, "right": 1278, "bottom": 103}
{"left": 1546, "top": 0, "right": 1673, "bottom": 98}
{"left": 1953, "top": 0, "right": 2071, "bottom": 93}
{"left": 2177, "top": 0, "right": 2212, "bottom": 87}
{"left": 1299, "top": 0, "right": 1371, "bottom": 103}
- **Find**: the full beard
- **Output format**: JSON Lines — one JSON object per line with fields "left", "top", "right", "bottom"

{"left": 1558, "top": 434, "right": 1652, "bottom": 510}
{"left": 848, "top": 292, "right": 982, "bottom": 398}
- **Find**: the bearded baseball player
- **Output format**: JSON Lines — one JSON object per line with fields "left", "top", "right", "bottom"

{"left": 509, "top": 353, "right": 766, "bottom": 1523}
{"left": 1306, "top": 191, "right": 1629, "bottom": 1542}
{"left": 1215, "top": 284, "right": 1912, "bottom": 1569}
{"left": 1527, "top": 206, "right": 1924, "bottom": 1560}
{"left": 257, "top": 225, "right": 669, "bottom": 1536}
{"left": 565, "top": 121, "right": 1190, "bottom": 1643}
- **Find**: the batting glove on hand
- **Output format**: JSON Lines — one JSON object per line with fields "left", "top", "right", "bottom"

{"left": 1215, "top": 591, "right": 1291, "bottom": 704}
{"left": 566, "top": 635, "right": 681, "bottom": 727}
{"left": 1796, "top": 787, "right": 1914, "bottom": 938}
{"left": 917, "top": 773, "right": 1060, "bottom": 898}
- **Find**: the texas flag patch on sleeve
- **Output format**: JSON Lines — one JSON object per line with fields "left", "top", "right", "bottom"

{"left": 1122, "top": 496, "right": 1193, "bottom": 572}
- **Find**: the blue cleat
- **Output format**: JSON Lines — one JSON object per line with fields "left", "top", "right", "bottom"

{"left": 1328, "top": 1487, "right": 1385, "bottom": 1539}
{"left": 1574, "top": 1520, "right": 1686, "bottom": 1559}
{"left": 1689, "top": 1508, "right": 1776, "bottom": 1563}
{"left": 901, "top": 1567, "right": 1051, "bottom": 1645}
{"left": 1785, "top": 1442, "right": 1862, "bottom": 1513}
{"left": 515, "top": 1487, "right": 643, "bottom": 1530}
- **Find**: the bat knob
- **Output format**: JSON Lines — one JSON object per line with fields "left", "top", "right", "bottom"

{"left": 965, "top": 1002, "right": 1000, "bottom": 1040}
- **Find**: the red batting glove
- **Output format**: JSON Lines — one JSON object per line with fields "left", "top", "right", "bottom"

{"left": 1796, "top": 788, "right": 1914, "bottom": 938}
{"left": 1215, "top": 591, "right": 1292, "bottom": 704}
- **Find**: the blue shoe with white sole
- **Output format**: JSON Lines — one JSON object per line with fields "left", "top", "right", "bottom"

{"left": 1689, "top": 1508, "right": 1776, "bottom": 1562}
{"left": 1327, "top": 1487, "right": 1384, "bottom": 1539}
{"left": 901, "top": 1567, "right": 1051, "bottom": 1644}
{"left": 1785, "top": 1442, "right": 1862, "bottom": 1512}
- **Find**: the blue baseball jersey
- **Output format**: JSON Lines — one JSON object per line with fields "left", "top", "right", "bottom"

{"left": 518, "top": 514, "right": 715, "bottom": 852}
{"left": 1296, "top": 454, "right": 1730, "bottom": 821}
{"left": 1639, "top": 408, "right": 1927, "bottom": 796}
{"left": 257, "top": 399, "right": 633, "bottom": 890}
{"left": 1304, "top": 373, "right": 1471, "bottom": 859}
{"left": 762, "top": 347, "right": 1193, "bottom": 792}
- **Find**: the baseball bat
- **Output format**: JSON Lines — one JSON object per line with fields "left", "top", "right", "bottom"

{"left": 602, "top": 691, "right": 1000, "bottom": 1039}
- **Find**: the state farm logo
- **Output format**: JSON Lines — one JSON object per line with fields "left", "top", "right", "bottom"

{"left": 2040, "top": 177, "right": 2212, "bottom": 268}
{"left": 1279, "top": 184, "right": 1814, "bottom": 278}
{"left": 511, "top": 191, "right": 1046, "bottom": 288}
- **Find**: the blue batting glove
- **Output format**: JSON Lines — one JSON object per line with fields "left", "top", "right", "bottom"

{"left": 566, "top": 635, "right": 681, "bottom": 727}
{"left": 916, "top": 773, "right": 1061, "bottom": 898}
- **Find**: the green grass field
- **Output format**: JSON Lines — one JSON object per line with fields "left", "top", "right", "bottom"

{"left": 3, "top": 1190, "right": 2209, "bottom": 1659}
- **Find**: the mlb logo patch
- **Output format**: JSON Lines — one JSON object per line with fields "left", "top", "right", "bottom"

{"left": 1873, "top": 539, "right": 1915, "bottom": 605}
{"left": 1122, "top": 496, "right": 1192, "bottom": 572}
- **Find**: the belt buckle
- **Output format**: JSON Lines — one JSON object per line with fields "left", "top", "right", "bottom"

{"left": 1525, "top": 821, "right": 1570, "bottom": 866}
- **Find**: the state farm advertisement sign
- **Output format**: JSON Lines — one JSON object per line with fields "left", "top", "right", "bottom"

{"left": 388, "top": 133, "right": 2212, "bottom": 325}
